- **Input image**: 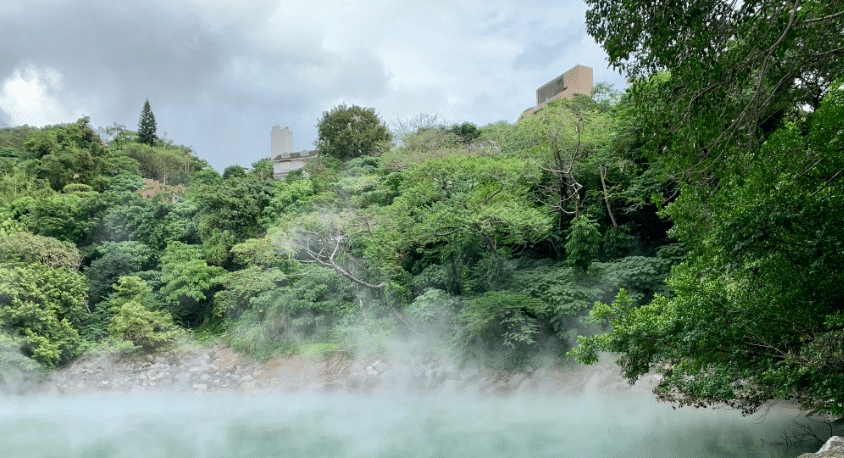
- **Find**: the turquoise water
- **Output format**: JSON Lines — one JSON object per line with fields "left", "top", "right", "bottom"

{"left": 0, "top": 391, "right": 830, "bottom": 457}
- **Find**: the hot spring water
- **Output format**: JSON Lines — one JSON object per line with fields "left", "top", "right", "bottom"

{"left": 0, "top": 390, "right": 831, "bottom": 457}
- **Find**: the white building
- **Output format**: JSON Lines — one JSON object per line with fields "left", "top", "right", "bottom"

{"left": 270, "top": 126, "right": 317, "bottom": 179}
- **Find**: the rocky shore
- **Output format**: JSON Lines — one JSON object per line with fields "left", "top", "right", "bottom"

{"left": 37, "top": 344, "right": 657, "bottom": 396}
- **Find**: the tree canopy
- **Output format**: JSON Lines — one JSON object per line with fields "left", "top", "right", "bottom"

{"left": 574, "top": 0, "right": 844, "bottom": 414}
{"left": 316, "top": 104, "right": 392, "bottom": 161}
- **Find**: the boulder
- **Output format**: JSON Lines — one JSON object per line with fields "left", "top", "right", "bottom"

{"left": 798, "top": 436, "right": 844, "bottom": 458}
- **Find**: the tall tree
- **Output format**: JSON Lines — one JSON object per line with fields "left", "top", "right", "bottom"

{"left": 585, "top": 0, "right": 844, "bottom": 174}
{"left": 316, "top": 104, "right": 392, "bottom": 161}
{"left": 137, "top": 99, "right": 157, "bottom": 146}
{"left": 575, "top": 0, "right": 844, "bottom": 414}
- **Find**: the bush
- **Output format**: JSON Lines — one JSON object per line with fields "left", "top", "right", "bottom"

{"left": 108, "top": 300, "right": 177, "bottom": 350}
{"left": 0, "top": 264, "right": 86, "bottom": 368}
{"left": 455, "top": 291, "right": 547, "bottom": 369}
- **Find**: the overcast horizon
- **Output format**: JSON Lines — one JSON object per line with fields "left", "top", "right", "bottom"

{"left": 0, "top": 0, "right": 626, "bottom": 171}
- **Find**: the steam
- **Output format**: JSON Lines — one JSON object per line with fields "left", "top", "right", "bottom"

{"left": 0, "top": 390, "right": 835, "bottom": 457}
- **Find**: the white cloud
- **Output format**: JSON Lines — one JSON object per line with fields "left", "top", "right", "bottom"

{"left": 0, "top": 0, "right": 627, "bottom": 170}
{"left": 0, "top": 64, "right": 83, "bottom": 127}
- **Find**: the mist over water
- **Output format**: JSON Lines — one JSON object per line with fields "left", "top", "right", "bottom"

{"left": 0, "top": 389, "right": 830, "bottom": 457}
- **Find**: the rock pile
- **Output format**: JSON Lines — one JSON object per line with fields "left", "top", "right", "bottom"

{"left": 38, "top": 345, "right": 657, "bottom": 396}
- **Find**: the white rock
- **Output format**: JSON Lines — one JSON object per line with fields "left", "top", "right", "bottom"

{"left": 372, "top": 360, "right": 389, "bottom": 373}
{"left": 819, "top": 436, "right": 844, "bottom": 452}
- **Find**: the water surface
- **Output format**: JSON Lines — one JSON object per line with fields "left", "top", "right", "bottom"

{"left": 0, "top": 391, "right": 829, "bottom": 457}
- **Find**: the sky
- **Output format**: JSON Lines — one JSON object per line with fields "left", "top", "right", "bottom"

{"left": 0, "top": 0, "right": 626, "bottom": 172}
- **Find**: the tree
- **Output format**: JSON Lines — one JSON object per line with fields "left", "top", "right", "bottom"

{"left": 0, "top": 231, "right": 82, "bottom": 271}
{"left": 105, "top": 276, "right": 177, "bottom": 350}
{"left": 585, "top": 0, "right": 844, "bottom": 175}
{"left": 120, "top": 143, "right": 194, "bottom": 185}
{"left": 84, "top": 241, "right": 156, "bottom": 309}
{"left": 137, "top": 99, "right": 157, "bottom": 146}
{"left": 0, "top": 264, "right": 87, "bottom": 368}
{"left": 316, "top": 104, "right": 392, "bottom": 161}
{"left": 523, "top": 96, "right": 611, "bottom": 224}
{"left": 21, "top": 118, "right": 107, "bottom": 191}
{"left": 193, "top": 164, "right": 276, "bottom": 265}
{"left": 364, "top": 155, "right": 552, "bottom": 294}
{"left": 159, "top": 241, "right": 227, "bottom": 326}
{"left": 575, "top": 0, "right": 844, "bottom": 414}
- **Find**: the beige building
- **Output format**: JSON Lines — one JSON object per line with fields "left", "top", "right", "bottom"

{"left": 536, "top": 64, "right": 594, "bottom": 106}
{"left": 270, "top": 126, "right": 317, "bottom": 179}
{"left": 519, "top": 65, "right": 595, "bottom": 121}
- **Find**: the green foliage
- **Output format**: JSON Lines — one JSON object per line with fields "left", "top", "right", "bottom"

{"left": 0, "top": 207, "right": 26, "bottom": 237}
{"left": 193, "top": 164, "right": 276, "bottom": 265}
{"left": 367, "top": 155, "right": 551, "bottom": 294}
{"left": 213, "top": 266, "right": 289, "bottom": 319}
{"left": 406, "top": 288, "right": 461, "bottom": 337}
{"left": 0, "top": 163, "right": 52, "bottom": 205}
{"left": 565, "top": 216, "right": 601, "bottom": 270}
{"left": 0, "top": 264, "right": 87, "bottom": 368}
{"left": 316, "top": 104, "right": 392, "bottom": 161}
{"left": 266, "top": 178, "right": 316, "bottom": 217}
{"left": 107, "top": 276, "right": 177, "bottom": 351}
{"left": 229, "top": 236, "right": 292, "bottom": 269}
{"left": 119, "top": 143, "right": 194, "bottom": 184}
{"left": 448, "top": 122, "right": 480, "bottom": 144}
{"left": 507, "top": 263, "right": 601, "bottom": 341}
{"left": 84, "top": 241, "right": 157, "bottom": 308}
{"left": 137, "top": 99, "right": 158, "bottom": 146}
{"left": 225, "top": 266, "right": 357, "bottom": 359}
{"left": 10, "top": 193, "right": 97, "bottom": 243}
{"left": 62, "top": 183, "right": 93, "bottom": 194}
{"left": 99, "top": 199, "right": 199, "bottom": 250}
{"left": 586, "top": 0, "right": 844, "bottom": 174}
{"left": 159, "top": 242, "right": 227, "bottom": 327}
{"left": 22, "top": 118, "right": 107, "bottom": 191}
{"left": 0, "top": 231, "right": 82, "bottom": 271}
{"left": 455, "top": 291, "right": 547, "bottom": 369}
{"left": 0, "top": 330, "right": 43, "bottom": 386}
{"left": 574, "top": 82, "right": 844, "bottom": 414}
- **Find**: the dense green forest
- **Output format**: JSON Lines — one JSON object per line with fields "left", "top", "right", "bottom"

{"left": 1, "top": 0, "right": 842, "bottom": 417}
{"left": 0, "top": 93, "right": 676, "bottom": 379}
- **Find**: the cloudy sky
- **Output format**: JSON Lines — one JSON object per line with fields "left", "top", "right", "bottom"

{"left": 0, "top": 0, "right": 625, "bottom": 171}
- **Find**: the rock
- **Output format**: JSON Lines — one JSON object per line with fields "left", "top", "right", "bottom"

{"left": 820, "top": 437, "right": 844, "bottom": 452}
{"left": 372, "top": 360, "right": 389, "bottom": 373}
{"left": 799, "top": 436, "right": 844, "bottom": 457}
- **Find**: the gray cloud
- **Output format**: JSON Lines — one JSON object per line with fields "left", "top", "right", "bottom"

{"left": 0, "top": 0, "right": 627, "bottom": 171}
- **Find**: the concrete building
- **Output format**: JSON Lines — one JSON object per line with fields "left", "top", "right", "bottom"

{"left": 271, "top": 125, "right": 293, "bottom": 158}
{"left": 270, "top": 126, "right": 317, "bottom": 179}
{"left": 536, "top": 64, "right": 594, "bottom": 106}
{"left": 518, "top": 65, "right": 595, "bottom": 121}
